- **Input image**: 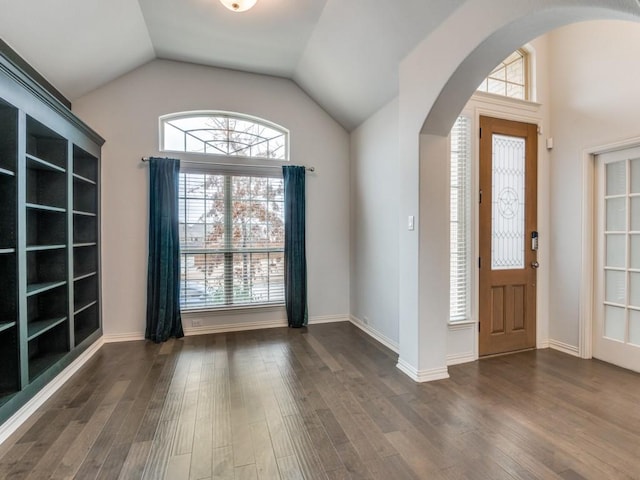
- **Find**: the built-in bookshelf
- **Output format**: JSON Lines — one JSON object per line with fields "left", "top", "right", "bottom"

{"left": 0, "top": 51, "right": 103, "bottom": 423}
{"left": 72, "top": 146, "right": 99, "bottom": 347}
{"left": 0, "top": 98, "right": 19, "bottom": 407}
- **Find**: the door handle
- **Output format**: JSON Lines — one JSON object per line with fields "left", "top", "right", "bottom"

{"left": 531, "top": 261, "right": 539, "bottom": 269}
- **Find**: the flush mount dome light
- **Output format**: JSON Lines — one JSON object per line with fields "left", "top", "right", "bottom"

{"left": 220, "top": 0, "right": 257, "bottom": 12}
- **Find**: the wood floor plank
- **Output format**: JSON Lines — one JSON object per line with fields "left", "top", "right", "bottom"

{"left": 3, "top": 323, "right": 640, "bottom": 479}
{"left": 117, "top": 440, "right": 152, "bottom": 480}
{"left": 275, "top": 455, "right": 303, "bottom": 480}
{"left": 166, "top": 452, "right": 192, "bottom": 480}
{"left": 211, "top": 445, "right": 234, "bottom": 480}
{"left": 250, "top": 422, "right": 280, "bottom": 480}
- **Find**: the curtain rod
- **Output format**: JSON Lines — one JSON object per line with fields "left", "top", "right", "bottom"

{"left": 141, "top": 157, "right": 315, "bottom": 172}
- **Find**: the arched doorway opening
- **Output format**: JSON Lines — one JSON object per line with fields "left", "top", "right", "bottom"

{"left": 396, "top": 1, "right": 640, "bottom": 381}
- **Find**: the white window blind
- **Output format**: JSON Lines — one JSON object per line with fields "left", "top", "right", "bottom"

{"left": 178, "top": 169, "right": 285, "bottom": 310}
{"left": 450, "top": 116, "right": 471, "bottom": 322}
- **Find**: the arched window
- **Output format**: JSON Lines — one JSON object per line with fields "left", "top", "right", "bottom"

{"left": 477, "top": 49, "right": 528, "bottom": 100}
{"left": 161, "top": 111, "right": 289, "bottom": 311}
{"left": 160, "top": 111, "right": 289, "bottom": 160}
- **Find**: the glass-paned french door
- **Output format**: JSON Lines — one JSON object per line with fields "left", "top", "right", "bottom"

{"left": 595, "top": 146, "right": 640, "bottom": 372}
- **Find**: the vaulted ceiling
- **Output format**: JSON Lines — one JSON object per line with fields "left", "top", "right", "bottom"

{"left": 0, "top": 0, "right": 464, "bottom": 130}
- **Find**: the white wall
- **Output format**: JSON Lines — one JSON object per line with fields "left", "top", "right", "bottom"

{"left": 72, "top": 59, "right": 350, "bottom": 338}
{"left": 547, "top": 20, "right": 640, "bottom": 348}
{"left": 350, "top": 98, "right": 399, "bottom": 349}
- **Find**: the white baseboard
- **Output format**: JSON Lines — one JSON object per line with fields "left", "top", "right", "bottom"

{"left": 446, "top": 352, "right": 475, "bottom": 366}
{"left": 537, "top": 339, "right": 550, "bottom": 349}
{"left": 549, "top": 339, "right": 580, "bottom": 357}
{"left": 396, "top": 357, "right": 449, "bottom": 383}
{"left": 184, "top": 319, "right": 287, "bottom": 336}
{"left": 308, "top": 315, "right": 350, "bottom": 325}
{"left": 103, "top": 315, "right": 350, "bottom": 341}
{"left": 102, "top": 332, "right": 145, "bottom": 343}
{"left": 183, "top": 314, "right": 349, "bottom": 336}
{"left": 348, "top": 315, "right": 399, "bottom": 353}
{"left": 0, "top": 338, "right": 104, "bottom": 445}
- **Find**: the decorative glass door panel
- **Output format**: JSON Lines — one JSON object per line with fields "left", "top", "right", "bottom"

{"left": 491, "top": 134, "right": 526, "bottom": 270}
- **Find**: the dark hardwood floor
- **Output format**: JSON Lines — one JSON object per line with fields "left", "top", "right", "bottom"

{"left": 1, "top": 322, "right": 640, "bottom": 479}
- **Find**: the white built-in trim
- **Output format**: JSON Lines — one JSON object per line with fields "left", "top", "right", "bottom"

{"left": 446, "top": 352, "right": 475, "bottom": 366}
{"left": 349, "top": 315, "right": 399, "bottom": 353}
{"left": 0, "top": 338, "right": 104, "bottom": 445}
{"left": 537, "top": 339, "right": 550, "bottom": 349}
{"left": 396, "top": 357, "right": 449, "bottom": 383}
{"left": 102, "top": 332, "right": 145, "bottom": 343}
{"left": 549, "top": 339, "right": 580, "bottom": 357}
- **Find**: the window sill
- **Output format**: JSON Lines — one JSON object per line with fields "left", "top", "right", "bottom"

{"left": 448, "top": 320, "right": 476, "bottom": 331}
{"left": 182, "top": 303, "right": 285, "bottom": 317}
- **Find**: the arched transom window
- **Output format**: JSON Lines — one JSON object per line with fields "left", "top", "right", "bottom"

{"left": 161, "top": 111, "right": 289, "bottom": 160}
{"left": 477, "top": 49, "right": 528, "bottom": 100}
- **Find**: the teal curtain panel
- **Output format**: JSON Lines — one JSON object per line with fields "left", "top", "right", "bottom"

{"left": 146, "top": 157, "right": 184, "bottom": 342}
{"left": 282, "top": 165, "right": 308, "bottom": 328}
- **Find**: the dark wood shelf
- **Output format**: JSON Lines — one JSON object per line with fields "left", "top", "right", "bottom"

{"left": 26, "top": 153, "right": 65, "bottom": 173}
{"left": 26, "top": 281, "right": 66, "bottom": 297}
{"left": 73, "top": 210, "right": 96, "bottom": 217}
{"left": 73, "top": 271, "right": 97, "bottom": 282}
{"left": 26, "top": 203, "right": 66, "bottom": 213}
{"left": 27, "top": 317, "right": 67, "bottom": 341}
{"left": 0, "top": 321, "right": 16, "bottom": 334}
{"left": 26, "top": 244, "right": 65, "bottom": 252}
{"left": 29, "top": 352, "right": 67, "bottom": 382}
{"left": 72, "top": 173, "right": 96, "bottom": 185}
{"left": 0, "top": 391, "right": 17, "bottom": 408}
{"left": 74, "top": 300, "right": 97, "bottom": 316}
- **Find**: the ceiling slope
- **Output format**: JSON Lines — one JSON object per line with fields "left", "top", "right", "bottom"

{"left": 0, "top": 0, "right": 155, "bottom": 100}
{"left": 293, "top": 0, "right": 464, "bottom": 129}
{"left": 0, "top": 0, "right": 463, "bottom": 130}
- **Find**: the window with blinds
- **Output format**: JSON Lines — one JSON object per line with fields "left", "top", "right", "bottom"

{"left": 178, "top": 170, "right": 285, "bottom": 310}
{"left": 450, "top": 116, "right": 472, "bottom": 322}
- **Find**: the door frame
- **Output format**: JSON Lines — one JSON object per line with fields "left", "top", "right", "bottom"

{"left": 580, "top": 136, "right": 640, "bottom": 359}
{"left": 463, "top": 99, "right": 547, "bottom": 361}
{"left": 477, "top": 115, "right": 538, "bottom": 356}
{"left": 444, "top": 95, "right": 549, "bottom": 366}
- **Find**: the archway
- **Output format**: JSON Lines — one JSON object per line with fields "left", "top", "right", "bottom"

{"left": 396, "top": 0, "right": 640, "bottom": 381}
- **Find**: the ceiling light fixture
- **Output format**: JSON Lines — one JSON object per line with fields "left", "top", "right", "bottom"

{"left": 220, "top": 0, "right": 257, "bottom": 12}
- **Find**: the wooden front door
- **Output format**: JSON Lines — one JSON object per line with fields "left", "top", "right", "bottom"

{"left": 479, "top": 116, "right": 538, "bottom": 356}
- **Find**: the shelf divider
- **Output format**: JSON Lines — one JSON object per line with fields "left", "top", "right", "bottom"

{"left": 25, "top": 244, "right": 66, "bottom": 252}
{"left": 73, "top": 271, "right": 97, "bottom": 282}
{"left": 74, "top": 300, "right": 97, "bottom": 316}
{"left": 72, "top": 173, "right": 96, "bottom": 185}
{"left": 27, "top": 317, "right": 67, "bottom": 341}
{"left": 0, "top": 322, "right": 16, "bottom": 334}
{"left": 26, "top": 153, "right": 65, "bottom": 173}
{"left": 26, "top": 280, "right": 67, "bottom": 297}
{"left": 26, "top": 203, "right": 66, "bottom": 213}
